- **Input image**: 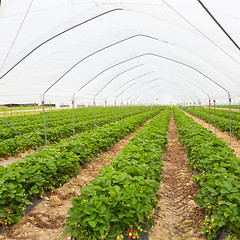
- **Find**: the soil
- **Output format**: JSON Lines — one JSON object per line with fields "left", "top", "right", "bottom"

{"left": 0, "top": 119, "right": 151, "bottom": 240}
{"left": 149, "top": 113, "right": 206, "bottom": 240}
{"left": 205, "top": 107, "right": 240, "bottom": 112}
{"left": 183, "top": 110, "right": 240, "bottom": 158}
{"left": 0, "top": 150, "right": 37, "bottom": 167}
{"left": 0, "top": 115, "right": 207, "bottom": 240}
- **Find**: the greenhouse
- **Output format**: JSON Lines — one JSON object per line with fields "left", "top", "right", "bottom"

{"left": 0, "top": 0, "right": 240, "bottom": 239}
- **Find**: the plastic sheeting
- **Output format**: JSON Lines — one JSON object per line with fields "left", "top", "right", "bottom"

{"left": 0, "top": 0, "right": 240, "bottom": 106}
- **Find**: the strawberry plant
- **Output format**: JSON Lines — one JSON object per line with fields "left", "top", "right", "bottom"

{"left": 0, "top": 106, "right": 161, "bottom": 157}
{"left": 63, "top": 108, "right": 171, "bottom": 239}
{"left": 0, "top": 108, "right": 162, "bottom": 226}
{"left": 181, "top": 106, "right": 240, "bottom": 140}
{"left": 174, "top": 107, "right": 240, "bottom": 239}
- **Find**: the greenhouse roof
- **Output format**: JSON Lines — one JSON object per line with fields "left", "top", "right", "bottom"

{"left": 0, "top": 0, "right": 240, "bottom": 105}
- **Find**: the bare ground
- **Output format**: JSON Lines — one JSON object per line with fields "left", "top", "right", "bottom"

{"left": 0, "top": 115, "right": 207, "bottom": 240}
{"left": 0, "top": 119, "right": 151, "bottom": 240}
{"left": 183, "top": 110, "right": 240, "bottom": 158}
{"left": 0, "top": 150, "right": 37, "bottom": 167}
{"left": 205, "top": 107, "right": 240, "bottom": 112}
{"left": 149, "top": 113, "right": 206, "bottom": 240}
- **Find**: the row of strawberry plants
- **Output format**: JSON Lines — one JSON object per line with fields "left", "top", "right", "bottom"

{"left": 0, "top": 105, "right": 144, "bottom": 140}
{"left": 215, "top": 105, "right": 240, "bottom": 110}
{"left": 173, "top": 107, "right": 240, "bottom": 240}
{"left": 0, "top": 106, "right": 158, "bottom": 158}
{"left": 63, "top": 108, "right": 171, "bottom": 240}
{"left": 181, "top": 106, "right": 240, "bottom": 140}
{"left": 0, "top": 106, "right": 150, "bottom": 135}
{"left": 196, "top": 107, "right": 240, "bottom": 123}
{"left": 0, "top": 109, "right": 161, "bottom": 227}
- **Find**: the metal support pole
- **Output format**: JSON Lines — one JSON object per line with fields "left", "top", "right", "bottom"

{"left": 121, "top": 102, "right": 123, "bottom": 119}
{"left": 105, "top": 100, "right": 108, "bottom": 124}
{"left": 10, "top": 104, "right": 12, "bottom": 123}
{"left": 213, "top": 100, "right": 216, "bottom": 134}
{"left": 229, "top": 98, "right": 232, "bottom": 145}
{"left": 42, "top": 101, "right": 48, "bottom": 146}
{"left": 115, "top": 100, "right": 117, "bottom": 121}
{"left": 198, "top": 102, "right": 201, "bottom": 123}
{"left": 208, "top": 100, "right": 211, "bottom": 128}
{"left": 72, "top": 99, "right": 75, "bottom": 136}
{"left": 194, "top": 102, "right": 196, "bottom": 117}
{"left": 94, "top": 101, "right": 96, "bottom": 128}
{"left": 0, "top": 119, "right": 42, "bottom": 151}
{"left": 34, "top": 103, "right": 36, "bottom": 120}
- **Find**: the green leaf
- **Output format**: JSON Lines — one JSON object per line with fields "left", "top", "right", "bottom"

{"left": 88, "top": 220, "right": 97, "bottom": 228}
{"left": 100, "top": 205, "right": 106, "bottom": 214}
{"left": 94, "top": 200, "right": 102, "bottom": 208}
{"left": 83, "top": 206, "right": 92, "bottom": 215}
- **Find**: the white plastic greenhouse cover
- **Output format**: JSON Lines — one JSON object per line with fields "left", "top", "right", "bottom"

{"left": 0, "top": 0, "right": 240, "bottom": 106}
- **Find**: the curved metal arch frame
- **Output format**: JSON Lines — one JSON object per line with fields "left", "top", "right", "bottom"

{"left": 14, "top": 30, "right": 231, "bottom": 145}
{"left": 121, "top": 79, "right": 198, "bottom": 103}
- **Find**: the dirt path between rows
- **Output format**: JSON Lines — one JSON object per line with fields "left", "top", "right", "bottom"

{"left": 205, "top": 107, "right": 240, "bottom": 112}
{"left": 149, "top": 113, "right": 206, "bottom": 240}
{"left": 0, "top": 150, "right": 37, "bottom": 167}
{"left": 182, "top": 110, "right": 240, "bottom": 158}
{"left": 0, "top": 119, "right": 152, "bottom": 240}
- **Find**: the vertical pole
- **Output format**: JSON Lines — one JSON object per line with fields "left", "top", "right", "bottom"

{"left": 131, "top": 102, "right": 133, "bottom": 116}
{"left": 10, "top": 104, "right": 12, "bottom": 123}
{"left": 121, "top": 101, "right": 123, "bottom": 119}
{"left": 213, "top": 100, "right": 216, "bottom": 134}
{"left": 105, "top": 100, "right": 107, "bottom": 124}
{"left": 198, "top": 102, "right": 201, "bottom": 123}
{"left": 208, "top": 99, "right": 211, "bottom": 128}
{"left": 61, "top": 103, "right": 63, "bottom": 118}
{"left": 94, "top": 100, "right": 96, "bottom": 128}
{"left": 34, "top": 102, "right": 36, "bottom": 120}
{"left": 20, "top": 105, "right": 21, "bottom": 116}
{"left": 194, "top": 102, "right": 196, "bottom": 117}
{"left": 72, "top": 99, "right": 75, "bottom": 136}
{"left": 115, "top": 100, "right": 117, "bottom": 121}
{"left": 42, "top": 101, "right": 47, "bottom": 146}
{"left": 229, "top": 98, "right": 232, "bottom": 145}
